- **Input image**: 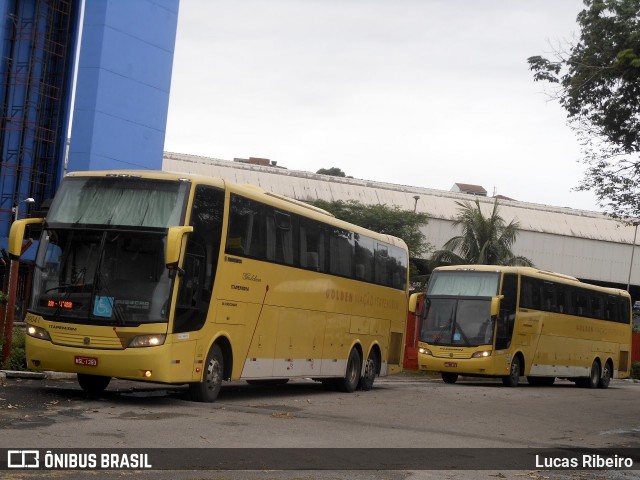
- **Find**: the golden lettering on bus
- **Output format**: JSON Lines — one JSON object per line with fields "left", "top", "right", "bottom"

{"left": 325, "top": 288, "right": 354, "bottom": 303}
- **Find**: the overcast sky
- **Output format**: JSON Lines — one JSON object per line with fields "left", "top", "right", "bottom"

{"left": 164, "top": 0, "right": 598, "bottom": 211}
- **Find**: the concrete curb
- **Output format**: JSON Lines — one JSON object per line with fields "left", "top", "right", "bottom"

{"left": 0, "top": 370, "right": 75, "bottom": 380}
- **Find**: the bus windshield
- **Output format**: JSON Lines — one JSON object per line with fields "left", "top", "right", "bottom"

{"left": 46, "top": 176, "right": 188, "bottom": 228}
{"left": 420, "top": 298, "right": 494, "bottom": 346}
{"left": 31, "top": 229, "right": 172, "bottom": 325}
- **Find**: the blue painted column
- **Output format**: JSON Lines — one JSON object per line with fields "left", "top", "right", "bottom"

{"left": 67, "top": 0, "right": 179, "bottom": 174}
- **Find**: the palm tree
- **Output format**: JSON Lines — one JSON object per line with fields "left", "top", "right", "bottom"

{"left": 430, "top": 198, "right": 534, "bottom": 267}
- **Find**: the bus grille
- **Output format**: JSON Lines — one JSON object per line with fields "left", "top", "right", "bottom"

{"left": 433, "top": 351, "right": 470, "bottom": 359}
{"left": 51, "top": 332, "right": 124, "bottom": 350}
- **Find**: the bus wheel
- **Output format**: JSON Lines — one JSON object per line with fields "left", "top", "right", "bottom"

{"left": 338, "top": 348, "right": 362, "bottom": 393}
{"left": 189, "top": 344, "right": 224, "bottom": 402}
{"left": 359, "top": 350, "right": 378, "bottom": 391}
{"left": 581, "top": 360, "right": 600, "bottom": 388}
{"left": 77, "top": 374, "right": 111, "bottom": 394}
{"left": 441, "top": 372, "right": 458, "bottom": 384}
{"left": 598, "top": 361, "right": 612, "bottom": 389}
{"left": 586, "top": 360, "right": 601, "bottom": 389}
{"left": 502, "top": 356, "right": 521, "bottom": 387}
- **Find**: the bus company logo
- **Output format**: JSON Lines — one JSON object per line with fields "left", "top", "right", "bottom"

{"left": 242, "top": 273, "right": 262, "bottom": 282}
{"left": 326, "top": 288, "right": 353, "bottom": 303}
{"left": 231, "top": 284, "right": 249, "bottom": 292}
{"left": 8, "top": 450, "right": 40, "bottom": 468}
{"left": 576, "top": 325, "right": 594, "bottom": 333}
{"left": 49, "top": 325, "right": 78, "bottom": 331}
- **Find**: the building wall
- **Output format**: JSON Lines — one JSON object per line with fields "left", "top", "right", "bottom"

{"left": 67, "top": 0, "right": 178, "bottom": 173}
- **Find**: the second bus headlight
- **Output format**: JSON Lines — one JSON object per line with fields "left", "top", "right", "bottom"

{"left": 418, "top": 347, "right": 432, "bottom": 356}
{"left": 128, "top": 334, "right": 166, "bottom": 348}
{"left": 472, "top": 350, "right": 492, "bottom": 358}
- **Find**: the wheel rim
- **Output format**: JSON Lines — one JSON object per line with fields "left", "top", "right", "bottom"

{"left": 205, "top": 356, "right": 222, "bottom": 391}
{"left": 511, "top": 359, "right": 519, "bottom": 379}
{"left": 601, "top": 364, "right": 611, "bottom": 384}
{"left": 364, "top": 357, "right": 375, "bottom": 382}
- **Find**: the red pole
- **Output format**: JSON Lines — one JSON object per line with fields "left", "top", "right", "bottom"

{"left": 0, "top": 262, "right": 8, "bottom": 343}
{"left": 1, "top": 258, "right": 19, "bottom": 364}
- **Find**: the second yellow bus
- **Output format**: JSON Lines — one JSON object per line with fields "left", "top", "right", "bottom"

{"left": 411, "top": 265, "right": 632, "bottom": 388}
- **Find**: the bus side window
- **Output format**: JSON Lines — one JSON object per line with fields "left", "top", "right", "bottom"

{"left": 299, "top": 218, "right": 325, "bottom": 272}
{"left": 174, "top": 186, "right": 225, "bottom": 334}
{"left": 496, "top": 273, "right": 518, "bottom": 350}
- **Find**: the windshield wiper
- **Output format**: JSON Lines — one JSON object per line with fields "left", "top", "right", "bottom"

{"left": 51, "top": 268, "right": 86, "bottom": 321}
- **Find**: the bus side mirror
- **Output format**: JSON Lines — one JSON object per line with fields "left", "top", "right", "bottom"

{"left": 409, "top": 293, "right": 424, "bottom": 315}
{"left": 491, "top": 295, "right": 504, "bottom": 316}
{"left": 8, "top": 218, "right": 44, "bottom": 259}
{"left": 165, "top": 225, "right": 193, "bottom": 272}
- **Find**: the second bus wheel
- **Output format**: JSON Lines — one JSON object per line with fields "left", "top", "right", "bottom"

{"left": 189, "top": 344, "right": 224, "bottom": 402}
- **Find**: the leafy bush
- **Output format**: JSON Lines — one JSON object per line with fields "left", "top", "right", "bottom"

{"left": 0, "top": 327, "right": 27, "bottom": 371}
{"left": 632, "top": 362, "right": 640, "bottom": 381}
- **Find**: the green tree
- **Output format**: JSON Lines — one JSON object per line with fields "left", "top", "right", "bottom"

{"left": 308, "top": 199, "right": 433, "bottom": 278}
{"left": 316, "top": 167, "right": 347, "bottom": 177}
{"left": 430, "top": 198, "right": 533, "bottom": 267}
{"left": 527, "top": 0, "right": 640, "bottom": 219}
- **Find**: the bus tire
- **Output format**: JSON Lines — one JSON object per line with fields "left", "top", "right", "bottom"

{"left": 77, "top": 373, "right": 111, "bottom": 394}
{"left": 502, "top": 356, "right": 521, "bottom": 387}
{"left": 598, "top": 360, "right": 612, "bottom": 389}
{"left": 441, "top": 372, "right": 458, "bottom": 384}
{"left": 586, "top": 360, "right": 601, "bottom": 389}
{"left": 358, "top": 350, "right": 378, "bottom": 391}
{"left": 189, "top": 344, "right": 224, "bottom": 402}
{"left": 338, "top": 348, "right": 362, "bottom": 393}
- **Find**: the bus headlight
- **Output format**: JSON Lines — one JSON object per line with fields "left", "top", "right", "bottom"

{"left": 128, "top": 334, "right": 166, "bottom": 348}
{"left": 26, "top": 324, "right": 51, "bottom": 341}
{"left": 418, "top": 347, "right": 432, "bottom": 356}
{"left": 472, "top": 350, "right": 492, "bottom": 358}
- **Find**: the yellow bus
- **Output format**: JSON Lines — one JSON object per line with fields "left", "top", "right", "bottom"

{"left": 410, "top": 265, "right": 632, "bottom": 388}
{"left": 10, "top": 170, "right": 409, "bottom": 402}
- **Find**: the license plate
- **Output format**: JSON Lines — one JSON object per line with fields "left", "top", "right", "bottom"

{"left": 75, "top": 356, "right": 98, "bottom": 367}
{"left": 444, "top": 362, "right": 457, "bottom": 368}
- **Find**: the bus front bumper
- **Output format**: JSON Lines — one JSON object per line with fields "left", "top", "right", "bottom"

{"left": 418, "top": 351, "right": 510, "bottom": 377}
{"left": 26, "top": 336, "right": 195, "bottom": 384}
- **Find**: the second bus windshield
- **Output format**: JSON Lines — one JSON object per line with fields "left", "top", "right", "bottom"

{"left": 421, "top": 270, "right": 499, "bottom": 347}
